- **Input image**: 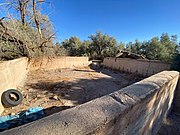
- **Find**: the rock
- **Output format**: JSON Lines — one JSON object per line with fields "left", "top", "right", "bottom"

{"left": 4, "top": 110, "right": 8, "bottom": 113}
{"left": 28, "top": 88, "right": 35, "bottom": 92}
{"left": 37, "top": 94, "right": 43, "bottom": 98}
{"left": 53, "top": 95, "right": 59, "bottom": 100}
{"left": 49, "top": 95, "right": 59, "bottom": 100}
{"left": 21, "top": 90, "right": 25, "bottom": 93}
{"left": 24, "top": 94, "right": 28, "bottom": 98}
{"left": 10, "top": 113, "right": 15, "bottom": 115}
{"left": 63, "top": 100, "right": 74, "bottom": 106}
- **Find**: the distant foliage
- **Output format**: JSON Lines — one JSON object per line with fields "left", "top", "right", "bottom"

{"left": 61, "top": 32, "right": 179, "bottom": 63}
{"left": 123, "top": 33, "right": 178, "bottom": 63}
{"left": 61, "top": 32, "right": 118, "bottom": 59}
{"left": 171, "top": 53, "right": 180, "bottom": 71}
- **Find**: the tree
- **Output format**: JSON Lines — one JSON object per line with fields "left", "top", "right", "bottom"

{"left": 118, "top": 42, "right": 125, "bottom": 51}
{"left": 54, "top": 42, "right": 68, "bottom": 56}
{"left": 144, "top": 37, "right": 164, "bottom": 60}
{"left": 126, "top": 41, "right": 133, "bottom": 52}
{"left": 140, "top": 33, "right": 178, "bottom": 62}
{"left": 132, "top": 39, "right": 141, "bottom": 54}
{"left": 0, "top": 0, "right": 56, "bottom": 60}
{"left": 62, "top": 36, "right": 82, "bottom": 56}
{"left": 77, "top": 40, "right": 91, "bottom": 56}
{"left": 89, "top": 31, "right": 117, "bottom": 59}
{"left": 160, "top": 33, "right": 177, "bottom": 62}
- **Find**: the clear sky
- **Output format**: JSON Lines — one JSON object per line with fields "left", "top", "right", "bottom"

{"left": 1, "top": 0, "right": 180, "bottom": 43}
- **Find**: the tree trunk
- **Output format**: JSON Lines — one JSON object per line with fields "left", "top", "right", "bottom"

{"left": 33, "top": 0, "right": 42, "bottom": 38}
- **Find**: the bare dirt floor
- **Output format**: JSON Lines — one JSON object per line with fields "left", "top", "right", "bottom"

{"left": 2, "top": 66, "right": 144, "bottom": 116}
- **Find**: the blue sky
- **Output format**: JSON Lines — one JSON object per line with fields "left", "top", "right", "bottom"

{"left": 1, "top": 0, "right": 180, "bottom": 43}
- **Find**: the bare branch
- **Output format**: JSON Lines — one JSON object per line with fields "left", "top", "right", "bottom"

{"left": 33, "top": 0, "right": 42, "bottom": 38}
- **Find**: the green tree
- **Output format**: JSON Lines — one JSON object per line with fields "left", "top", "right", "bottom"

{"left": 160, "top": 33, "right": 178, "bottom": 62}
{"left": 62, "top": 36, "right": 82, "bottom": 56}
{"left": 118, "top": 42, "right": 125, "bottom": 51}
{"left": 126, "top": 41, "right": 133, "bottom": 52}
{"left": 77, "top": 40, "right": 91, "bottom": 56}
{"left": 54, "top": 42, "right": 68, "bottom": 56}
{"left": 132, "top": 39, "right": 142, "bottom": 54}
{"left": 144, "top": 37, "right": 164, "bottom": 60}
{"left": 89, "top": 31, "right": 117, "bottom": 59}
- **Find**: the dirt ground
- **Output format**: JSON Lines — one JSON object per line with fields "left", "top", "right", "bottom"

{"left": 2, "top": 66, "right": 144, "bottom": 116}
{"left": 157, "top": 111, "right": 180, "bottom": 135}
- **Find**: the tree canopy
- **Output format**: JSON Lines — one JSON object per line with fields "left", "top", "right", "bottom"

{"left": 60, "top": 32, "right": 179, "bottom": 63}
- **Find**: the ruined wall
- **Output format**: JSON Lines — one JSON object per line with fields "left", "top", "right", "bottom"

{"left": 0, "top": 58, "right": 28, "bottom": 114}
{"left": 28, "top": 56, "right": 90, "bottom": 70}
{"left": 1, "top": 71, "right": 179, "bottom": 135}
{"left": 103, "top": 57, "right": 171, "bottom": 76}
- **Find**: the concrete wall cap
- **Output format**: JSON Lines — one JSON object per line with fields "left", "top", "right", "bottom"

{"left": 1, "top": 96, "right": 127, "bottom": 135}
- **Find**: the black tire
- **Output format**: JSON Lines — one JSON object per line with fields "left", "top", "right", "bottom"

{"left": 1, "top": 89, "right": 23, "bottom": 108}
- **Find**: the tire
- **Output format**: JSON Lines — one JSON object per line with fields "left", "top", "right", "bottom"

{"left": 1, "top": 89, "right": 23, "bottom": 108}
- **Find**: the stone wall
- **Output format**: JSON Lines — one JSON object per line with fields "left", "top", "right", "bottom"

{"left": 1, "top": 71, "right": 179, "bottom": 135}
{"left": 0, "top": 57, "right": 28, "bottom": 114}
{"left": 103, "top": 57, "right": 171, "bottom": 76}
{"left": 28, "top": 56, "right": 90, "bottom": 70}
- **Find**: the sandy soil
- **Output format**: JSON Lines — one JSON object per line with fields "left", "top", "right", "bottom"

{"left": 2, "top": 67, "right": 144, "bottom": 116}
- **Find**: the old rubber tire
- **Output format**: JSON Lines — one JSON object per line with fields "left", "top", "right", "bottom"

{"left": 1, "top": 89, "right": 23, "bottom": 108}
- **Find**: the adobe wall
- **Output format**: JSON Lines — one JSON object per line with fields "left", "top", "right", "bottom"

{"left": 28, "top": 56, "right": 90, "bottom": 70}
{"left": 103, "top": 57, "right": 171, "bottom": 76}
{"left": 0, "top": 56, "right": 90, "bottom": 115}
{"left": 1, "top": 71, "right": 179, "bottom": 135}
{"left": 0, "top": 57, "right": 28, "bottom": 114}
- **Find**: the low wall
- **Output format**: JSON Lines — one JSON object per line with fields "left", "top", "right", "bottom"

{"left": 1, "top": 71, "right": 179, "bottom": 135}
{"left": 0, "top": 56, "right": 90, "bottom": 115}
{"left": 28, "top": 56, "right": 90, "bottom": 70}
{"left": 103, "top": 57, "right": 171, "bottom": 76}
{"left": 0, "top": 57, "right": 28, "bottom": 114}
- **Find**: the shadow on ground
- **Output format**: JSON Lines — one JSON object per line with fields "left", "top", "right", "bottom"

{"left": 27, "top": 68, "right": 144, "bottom": 105}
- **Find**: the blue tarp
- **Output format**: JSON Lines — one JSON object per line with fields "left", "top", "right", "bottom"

{"left": 0, "top": 107, "right": 44, "bottom": 131}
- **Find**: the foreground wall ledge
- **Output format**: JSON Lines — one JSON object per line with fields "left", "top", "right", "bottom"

{"left": 1, "top": 71, "right": 179, "bottom": 135}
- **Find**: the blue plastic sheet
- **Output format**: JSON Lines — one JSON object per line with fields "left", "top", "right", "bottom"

{"left": 0, "top": 107, "right": 44, "bottom": 131}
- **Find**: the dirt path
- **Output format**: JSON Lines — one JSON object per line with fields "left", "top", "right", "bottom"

{"left": 2, "top": 67, "right": 144, "bottom": 116}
